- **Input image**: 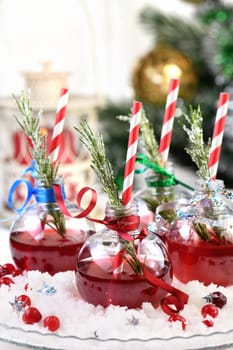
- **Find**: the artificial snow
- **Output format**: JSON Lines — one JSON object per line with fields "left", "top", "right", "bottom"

{"left": 0, "top": 270, "right": 233, "bottom": 350}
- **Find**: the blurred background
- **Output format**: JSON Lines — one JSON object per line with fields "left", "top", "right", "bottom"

{"left": 1, "top": 0, "right": 233, "bottom": 208}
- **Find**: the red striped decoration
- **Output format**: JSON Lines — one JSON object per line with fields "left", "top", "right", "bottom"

{"left": 48, "top": 88, "right": 70, "bottom": 166}
{"left": 159, "top": 78, "right": 180, "bottom": 164}
{"left": 208, "top": 92, "right": 230, "bottom": 179}
{"left": 122, "top": 101, "right": 142, "bottom": 206}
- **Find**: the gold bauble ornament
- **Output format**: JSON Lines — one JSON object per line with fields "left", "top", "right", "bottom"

{"left": 132, "top": 44, "right": 198, "bottom": 106}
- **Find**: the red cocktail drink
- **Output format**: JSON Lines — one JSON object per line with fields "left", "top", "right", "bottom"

{"left": 10, "top": 228, "right": 90, "bottom": 275}
{"left": 76, "top": 257, "right": 172, "bottom": 308}
{"left": 166, "top": 236, "right": 233, "bottom": 287}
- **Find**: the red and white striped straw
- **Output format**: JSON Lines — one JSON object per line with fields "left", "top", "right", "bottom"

{"left": 113, "top": 101, "right": 142, "bottom": 275}
{"left": 122, "top": 101, "right": 142, "bottom": 206}
{"left": 158, "top": 78, "right": 180, "bottom": 164}
{"left": 208, "top": 92, "right": 230, "bottom": 179}
{"left": 48, "top": 88, "right": 70, "bottom": 165}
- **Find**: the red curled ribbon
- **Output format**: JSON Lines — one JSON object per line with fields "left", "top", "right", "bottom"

{"left": 104, "top": 215, "right": 140, "bottom": 232}
{"left": 53, "top": 184, "right": 98, "bottom": 218}
{"left": 54, "top": 183, "right": 140, "bottom": 234}
{"left": 54, "top": 184, "right": 189, "bottom": 317}
{"left": 143, "top": 266, "right": 189, "bottom": 315}
{"left": 102, "top": 215, "right": 140, "bottom": 242}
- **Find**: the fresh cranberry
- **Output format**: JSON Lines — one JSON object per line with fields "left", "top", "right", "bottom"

{"left": 22, "top": 307, "right": 42, "bottom": 324}
{"left": 168, "top": 314, "right": 187, "bottom": 331}
{"left": 202, "top": 319, "right": 214, "bottom": 328}
{"left": 16, "top": 295, "right": 31, "bottom": 309}
{"left": 2, "top": 263, "right": 16, "bottom": 274}
{"left": 0, "top": 265, "right": 9, "bottom": 277}
{"left": 24, "top": 283, "right": 29, "bottom": 292}
{"left": 12, "top": 268, "right": 23, "bottom": 277}
{"left": 201, "top": 303, "right": 219, "bottom": 318}
{"left": 0, "top": 276, "right": 14, "bottom": 286}
{"left": 43, "top": 315, "right": 60, "bottom": 332}
{"left": 204, "top": 291, "right": 227, "bottom": 309}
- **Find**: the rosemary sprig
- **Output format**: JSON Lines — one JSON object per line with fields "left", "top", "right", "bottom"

{"left": 182, "top": 105, "right": 227, "bottom": 243}
{"left": 119, "top": 110, "right": 176, "bottom": 222}
{"left": 182, "top": 105, "right": 211, "bottom": 179}
{"left": 118, "top": 109, "right": 163, "bottom": 166}
{"left": 13, "top": 91, "right": 66, "bottom": 237}
{"left": 13, "top": 91, "right": 59, "bottom": 186}
{"left": 139, "top": 109, "right": 163, "bottom": 166}
{"left": 74, "top": 118, "right": 121, "bottom": 207}
{"left": 75, "top": 118, "right": 143, "bottom": 274}
{"left": 122, "top": 241, "right": 143, "bottom": 275}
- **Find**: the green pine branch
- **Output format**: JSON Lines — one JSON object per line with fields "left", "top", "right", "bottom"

{"left": 182, "top": 105, "right": 211, "bottom": 179}
{"left": 13, "top": 91, "right": 59, "bottom": 186}
{"left": 118, "top": 109, "right": 162, "bottom": 166}
{"left": 139, "top": 7, "right": 203, "bottom": 66}
{"left": 139, "top": 109, "right": 162, "bottom": 165}
{"left": 74, "top": 118, "right": 121, "bottom": 207}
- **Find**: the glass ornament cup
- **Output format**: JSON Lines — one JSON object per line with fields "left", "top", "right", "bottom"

{"left": 9, "top": 178, "right": 94, "bottom": 275}
{"left": 136, "top": 162, "right": 192, "bottom": 228}
{"left": 76, "top": 200, "right": 172, "bottom": 309}
{"left": 156, "top": 179, "right": 233, "bottom": 287}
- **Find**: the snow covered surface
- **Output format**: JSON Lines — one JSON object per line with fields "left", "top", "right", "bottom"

{"left": 0, "top": 232, "right": 233, "bottom": 350}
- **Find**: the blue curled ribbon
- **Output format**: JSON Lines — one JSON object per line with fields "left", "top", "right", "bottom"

{"left": 8, "top": 179, "right": 33, "bottom": 213}
{"left": 7, "top": 179, "right": 66, "bottom": 214}
{"left": 21, "top": 159, "right": 38, "bottom": 177}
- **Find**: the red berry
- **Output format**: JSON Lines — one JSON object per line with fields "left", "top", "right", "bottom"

{"left": 0, "top": 265, "right": 9, "bottom": 277}
{"left": 204, "top": 291, "right": 227, "bottom": 309}
{"left": 22, "top": 307, "right": 42, "bottom": 324}
{"left": 43, "top": 315, "right": 60, "bottom": 332}
{"left": 0, "top": 276, "right": 14, "bottom": 286}
{"left": 168, "top": 314, "right": 187, "bottom": 331}
{"left": 202, "top": 319, "right": 214, "bottom": 328}
{"left": 24, "top": 283, "right": 29, "bottom": 292}
{"left": 201, "top": 303, "right": 219, "bottom": 318}
{"left": 12, "top": 268, "right": 23, "bottom": 277}
{"left": 16, "top": 295, "right": 31, "bottom": 309}
{"left": 2, "top": 263, "right": 16, "bottom": 274}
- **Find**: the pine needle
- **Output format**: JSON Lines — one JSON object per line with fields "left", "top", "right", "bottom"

{"left": 118, "top": 109, "right": 162, "bottom": 166}
{"left": 182, "top": 105, "right": 211, "bottom": 179}
{"left": 139, "top": 109, "right": 162, "bottom": 165}
{"left": 13, "top": 91, "right": 59, "bottom": 186}
{"left": 74, "top": 118, "right": 121, "bottom": 207}
{"left": 139, "top": 7, "right": 203, "bottom": 66}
